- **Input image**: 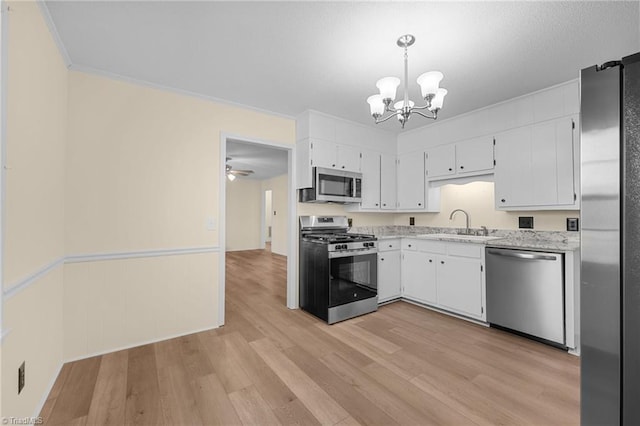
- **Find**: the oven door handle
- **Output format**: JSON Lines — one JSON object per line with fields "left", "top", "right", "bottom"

{"left": 328, "top": 249, "right": 378, "bottom": 259}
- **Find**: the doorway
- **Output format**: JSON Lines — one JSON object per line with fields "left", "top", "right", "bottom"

{"left": 263, "top": 189, "right": 273, "bottom": 251}
{"left": 218, "top": 134, "right": 297, "bottom": 326}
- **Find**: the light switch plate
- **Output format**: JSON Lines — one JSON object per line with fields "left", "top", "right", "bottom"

{"left": 206, "top": 216, "right": 216, "bottom": 231}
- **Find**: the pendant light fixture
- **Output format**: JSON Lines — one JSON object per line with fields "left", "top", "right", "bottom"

{"left": 367, "top": 34, "right": 447, "bottom": 128}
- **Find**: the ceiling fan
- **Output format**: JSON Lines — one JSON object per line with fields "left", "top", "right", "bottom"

{"left": 225, "top": 157, "right": 254, "bottom": 181}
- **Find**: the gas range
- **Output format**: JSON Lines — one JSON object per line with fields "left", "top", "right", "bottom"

{"left": 302, "top": 232, "right": 377, "bottom": 253}
{"left": 299, "top": 216, "right": 378, "bottom": 324}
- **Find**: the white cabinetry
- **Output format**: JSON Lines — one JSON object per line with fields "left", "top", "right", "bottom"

{"left": 426, "top": 136, "right": 494, "bottom": 180}
{"left": 456, "top": 137, "right": 495, "bottom": 175}
{"left": 311, "top": 140, "right": 361, "bottom": 171}
{"left": 360, "top": 149, "right": 381, "bottom": 209}
{"left": 436, "top": 251, "right": 484, "bottom": 318}
{"left": 396, "top": 152, "right": 426, "bottom": 210}
{"left": 380, "top": 154, "right": 397, "bottom": 210}
{"left": 296, "top": 139, "right": 362, "bottom": 188}
{"left": 494, "top": 115, "right": 578, "bottom": 210}
{"left": 377, "top": 239, "right": 401, "bottom": 303}
{"left": 400, "top": 239, "right": 485, "bottom": 321}
{"left": 401, "top": 250, "right": 437, "bottom": 304}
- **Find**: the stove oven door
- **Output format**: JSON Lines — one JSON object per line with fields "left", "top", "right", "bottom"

{"left": 328, "top": 251, "right": 378, "bottom": 308}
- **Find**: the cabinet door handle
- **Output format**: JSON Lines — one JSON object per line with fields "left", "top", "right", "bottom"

{"left": 441, "top": 260, "right": 445, "bottom": 264}
{"left": 332, "top": 163, "right": 336, "bottom": 167}
{"left": 418, "top": 203, "right": 422, "bottom": 206}
{"left": 381, "top": 258, "right": 385, "bottom": 261}
{"left": 501, "top": 198, "right": 506, "bottom": 203}
{"left": 383, "top": 203, "right": 386, "bottom": 206}
{"left": 460, "top": 166, "right": 464, "bottom": 170}
{"left": 429, "top": 259, "right": 433, "bottom": 263}
{"left": 408, "top": 244, "right": 412, "bottom": 247}
{"left": 448, "top": 168, "right": 452, "bottom": 171}
{"left": 375, "top": 203, "right": 379, "bottom": 206}
{"left": 342, "top": 166, "right": 345, "bottom": 169}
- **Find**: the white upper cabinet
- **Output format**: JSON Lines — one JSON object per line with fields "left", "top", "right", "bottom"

{"left": 456, "top": 136, "right": 495, "bottom": 175}
{"left": 310, "top": 140, "right": 361, "bottom": 171}
{"left": 425, "top": 144, "right": 456, "bottom": 178}
{"left": 495, "top": 115, "right": 578, "bottom": 210}
{"left": 360, "top": 149, "right": 381, "bottom": 209}
{"left": 337, "top": 144, "right": 362, "bottom": 172}
{"left": 426, "top": 136, "right": 494, "bottom": 180}
{"left": 396, "top": 152, "right": 425, "bottom": 210}
{"left": 311, "top": 139, "right": 339, "bottom": 169}
{"left": 380, "top": 153, "right": 397, "bottom": 210}
{"left": 296, "top": 111, "right": 393, "bottom": 189}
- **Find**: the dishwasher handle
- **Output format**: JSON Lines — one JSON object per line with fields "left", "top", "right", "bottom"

{"left": 487, "top": 249, "right": 557, "bottom": 261}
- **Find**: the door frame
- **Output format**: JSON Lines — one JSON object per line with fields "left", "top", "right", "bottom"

{"left": 260, "top": 189, "right": 273, "bottom": 249}
{"left": 218, "top": 133, "right": 298, "bottom": 326}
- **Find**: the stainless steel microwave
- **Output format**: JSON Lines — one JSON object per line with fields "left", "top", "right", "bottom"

{"left": 299, "top": 167, "right": 362, "bottom": 203}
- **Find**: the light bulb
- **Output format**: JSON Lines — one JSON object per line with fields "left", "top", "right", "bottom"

{"left": 367, "top": 95, "right": 385, "bottom": 117}
{"left": 430, "top": 88, "right": 448, "bottom": 110}
{"left": 376, "top": 77, "right": 400, "bottom": 102}
{"left": 417, "top": 71, "right": 443, "bottom": 98}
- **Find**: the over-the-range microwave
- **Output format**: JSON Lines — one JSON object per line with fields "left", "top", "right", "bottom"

{"left": 299, "top": 167, "right": 362, "bottom": 203}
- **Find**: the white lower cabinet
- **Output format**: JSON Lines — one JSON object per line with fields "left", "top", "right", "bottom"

{"left": 398, "top": 239, "right": 486, "bottom": 322}
{"left": 378, "top": 250, "right": 401, "bottom": 302}
{"left": 401, "top": 251, "right": 437, "bottom": 304}
{"left": 435, "top": 255, "right": 484, "bottom": 318}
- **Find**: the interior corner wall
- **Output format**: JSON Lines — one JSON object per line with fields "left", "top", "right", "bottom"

{"left": 262, "top": 174, "right": 288, "bottom": 256}
{"left": 2, "top": 1, "right": 67, "bottom": 418}
{"left": 225, "top": 178, "right": 262, "bottom": 251}
{"left": 63, "top": 70, "right": 295, "bottom": 362}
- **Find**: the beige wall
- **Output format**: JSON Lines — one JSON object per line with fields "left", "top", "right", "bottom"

{"left": 225, "top": 178, "right": 262, "bottom": 251}
{"left": 225, "top": 173, "right": 290, "bottom": 255}
{"left": 393, "top": 181, "right": 577, "bottom": 231}
{"left": 262, "top": 174, "right": 288, "bottom": 255}
{"left": 63, "top": 253, "right": 218, "bottom": 361}
{"left": 2, "top": 1, "right": 67, "bottom": 417}
{"left": 63, "top": 70, "right": 294, "bottom": 364}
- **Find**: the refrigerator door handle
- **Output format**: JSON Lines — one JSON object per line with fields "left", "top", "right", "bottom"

{"left": 486, "top": 249, "right": 557, "bottom": 261}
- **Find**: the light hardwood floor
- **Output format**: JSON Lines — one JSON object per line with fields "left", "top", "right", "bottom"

{"left": 41, "top": 248, "right": 580, "bottom": 425}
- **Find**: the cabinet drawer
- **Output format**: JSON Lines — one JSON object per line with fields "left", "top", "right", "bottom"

{"left": 402, "top": 239, "right": 420, "bottom": 251}
{"left": 447, "top": 243, "right": 482, "bottom": 258}
{"left": 379, "top": 239, "right": 401, "bottom": 251}
{"left": 417, "top": 240, "right": 447, "bottom": 254}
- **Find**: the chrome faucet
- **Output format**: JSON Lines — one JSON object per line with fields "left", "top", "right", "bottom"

{"left": 449, "top": 209, "right": 470, "bottom": 234}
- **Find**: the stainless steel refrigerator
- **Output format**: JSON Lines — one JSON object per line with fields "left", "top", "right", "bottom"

{"left": 581, "top": 51, "right": 640, "bottom": 425}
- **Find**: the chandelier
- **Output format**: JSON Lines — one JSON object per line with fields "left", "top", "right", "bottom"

{"left": 367, "top": 34, "right": 447, "bottom": 128}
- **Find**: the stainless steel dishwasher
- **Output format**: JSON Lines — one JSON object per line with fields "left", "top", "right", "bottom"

{"left": 486, "top": 248, "right": 565, "bottom": 346}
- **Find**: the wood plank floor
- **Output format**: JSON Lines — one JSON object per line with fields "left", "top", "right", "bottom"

{"left": 41, "top": 248, "right": 580, "bottom": 425}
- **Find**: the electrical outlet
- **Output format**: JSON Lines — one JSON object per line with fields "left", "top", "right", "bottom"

{"left": 18, "top": 361, "right": 25, "bottom": 394}
{"left": 409, "top": 217, "right": 415, "bottom": 226}
{"left": 567, "top": 218, "right": 579, "bottom": 231}
{"left": 519, "top": 216, "right": 534, "bottom": 229}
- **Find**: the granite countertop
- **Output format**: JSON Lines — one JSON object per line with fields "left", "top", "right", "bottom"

{"left": 354, "top": 226, "right": 579, "bottom": 252}
{"left": 485, "top": 237, "right": 579, "bottom": 252}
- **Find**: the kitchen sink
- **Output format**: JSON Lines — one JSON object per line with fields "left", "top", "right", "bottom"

{"left": 416, "top": 233, "right": 504, "bottom": 242}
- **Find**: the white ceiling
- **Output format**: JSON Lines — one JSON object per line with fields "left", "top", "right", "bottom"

{"left": 44, "top": 1, "right": 639, "bottom": 133}
{"left": 226, "top": 139, "right": 288, "bottom": 180}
